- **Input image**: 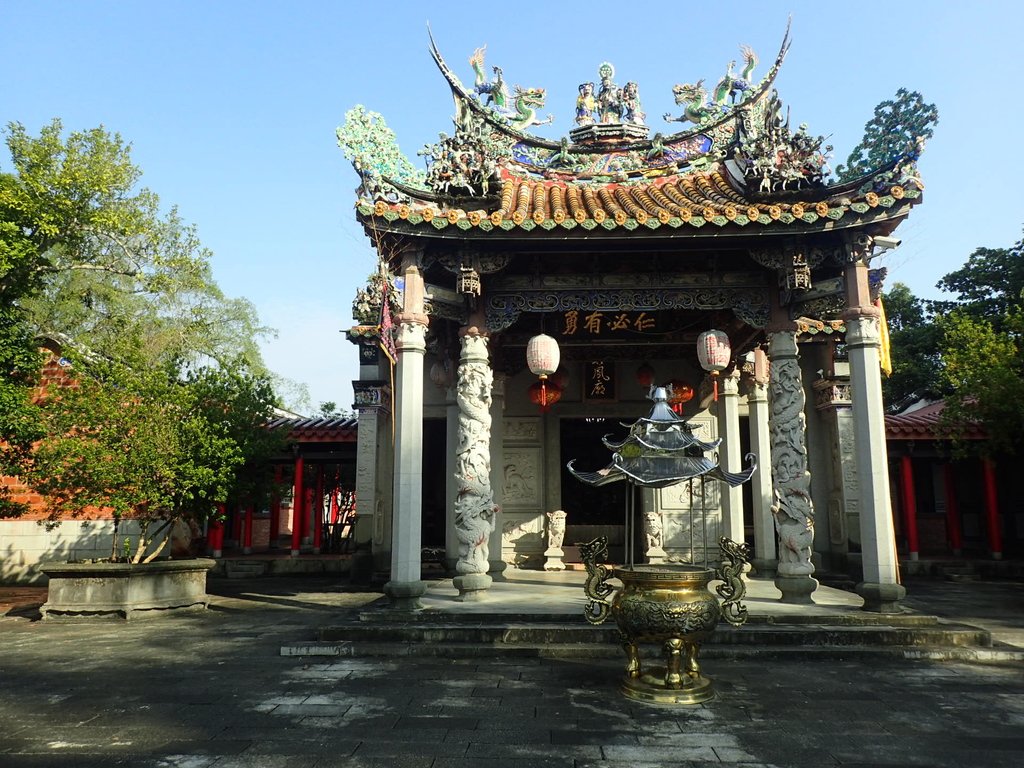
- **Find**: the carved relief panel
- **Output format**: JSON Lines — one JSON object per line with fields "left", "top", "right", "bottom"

{"left": 500, "top": 417, "right": 546, "bottom": 567}
{"left": 652, "top": 414, "right": 724, "bottom": 565}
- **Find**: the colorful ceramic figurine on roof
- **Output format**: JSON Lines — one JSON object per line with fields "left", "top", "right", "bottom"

{"left": 575, "top": 82, "right": 597, "bottom": 126}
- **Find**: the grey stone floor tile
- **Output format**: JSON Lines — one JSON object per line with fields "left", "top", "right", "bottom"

{"left": 352, "top": 740, "right": 470, "bottom": 757}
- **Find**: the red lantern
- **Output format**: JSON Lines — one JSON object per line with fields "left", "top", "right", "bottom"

{"left": 664, "top": 379, "right": 694, "bottom": 414}
{"left": 635, "top": 362, "right": 655, "bottom": 388}
{"left": 697, "top": 329, "right": 731, "bottom": 401}
{"left": 528, "top": 380, "right": 562, "bottom": 412}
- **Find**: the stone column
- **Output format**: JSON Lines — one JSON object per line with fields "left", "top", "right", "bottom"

{"left": 716, "top": 368, "right": 745, "bottom": 546}
{"left": 384, "top": 252, "right": 429, "bottom": 610}
{"left": 487, "top": 372, "right": 508, "bottom": 579}
{"left": 452, "top": 326, "right": 498, "bottom": 601}
{"left": 444, "top": 386, "right": 459, "bottom": 573}
{"left": 352, "top": 381, "right": 389, "bottom": 574}
{"left": 844, "top": 252, "right": 904, "bottom": 612}
{"left": 812, "top": 366, "right": 861, "bottom": 567}
{"left": 745, "top": 351, "right": 776, "bottom": 578}
{"left": 767, "top": 328, "right": 819, "bottom": 603}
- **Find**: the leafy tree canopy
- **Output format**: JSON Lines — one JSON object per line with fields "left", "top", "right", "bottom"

{"left": 880, "top": 282, "right": 943, "bottom": 412}
{"left": 931, "top": 236, "right": 1024, "bottom": 333}
{"left": 1, "top": 119, "right": 287, "bottom": 542}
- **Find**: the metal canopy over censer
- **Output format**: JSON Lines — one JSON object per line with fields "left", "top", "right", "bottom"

{"left": 567, "top": 386, "right": 757, "bottom": 704}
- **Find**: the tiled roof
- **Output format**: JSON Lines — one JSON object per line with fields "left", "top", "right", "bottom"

{"left": 885, "top": 401, "right": 985, "bottom": 441}
{"left": 360, "top": 171, "right": 919, "bottom": 234}
{"left": 267, "top": 416, "right": 358, "bottom": 443}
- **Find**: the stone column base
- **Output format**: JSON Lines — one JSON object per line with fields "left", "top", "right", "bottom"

{"left": 543, "top": 547, "right": 566, "bottom": 571}
{"left": 454, "top": 572, "right": 492, "bottom": 601}
{"left": 489, "top": 558, "right": 509, "bottom": 580}
{"left": 383, "top": 580, "right": 427, "bottom": 610}
{"left": 856, "top": 581, "right": 906, "bottom": 613}
{"left": 645, "top": 546, "right": 667, "bottom": 565}
{"left": 750, "top": 558, "right": 778, "bottom": 580}
{"left": 775, "top": 574, "right": 819, "bottom": 604}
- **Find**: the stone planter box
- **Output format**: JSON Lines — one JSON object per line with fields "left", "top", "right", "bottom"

{"left": 40, "top": 558, "right": 216, "bottom": 620}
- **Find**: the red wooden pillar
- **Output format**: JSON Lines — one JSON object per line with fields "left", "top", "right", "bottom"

{"left": 900, "top": 455, "right": 920, "bottom": 561}
{"left": 209, "top": 503, "right": 226, "bottom": 558}
{"left": 291, "top": 454, "right": 304, "bottom": 557}
{"left": 243, "top": 505, "right": 255, "bottom": 554}
{"left": 943, "top": 463, "right": 963, "bottom": 556}
{"left": 230, "top": 503, "right": 242, "bottom": 547}
{"left": 983, "top": 458, "right": 1002, "bottom": 560}
{"left": 312, "top": 465, "right": 324, "bottom": 554}
{"left": 269, "top": 465, "right": 282, "bottom": 548}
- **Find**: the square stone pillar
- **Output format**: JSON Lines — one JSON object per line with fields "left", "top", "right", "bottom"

{"left": 716, "top": 368, "right": 745, "bottom": 546}
{"left": 384, "top": 319, "right": 428, "bottom": 609}
{"left": 844, "top": 251, "right": 904, "bottom": 613}
{"left": 744, "top": 352, "right": 776, "bottom": 578}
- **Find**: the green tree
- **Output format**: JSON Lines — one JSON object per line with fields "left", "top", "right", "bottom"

{"left": 932, "top": 235, "right": 1024, "bottom": 334}
{"left": 1, "top": 118, "right": 285, "bottom": 533}
{"left": 920, "top": 231, "right": 1024, "bottom": 456}
{"left": 881, "top": 282, "right": 943, "bottom": 412}
{"left": 938, "top": 308, "right": 1024, "bottom": 456}
{"left": 24, "top": 352, "right": 284, "bottom": 561}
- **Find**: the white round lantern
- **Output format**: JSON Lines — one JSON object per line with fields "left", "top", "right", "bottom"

{"left": 526, "top": 334, "right": 560, "bottom": 380}
{"left": 696, "top": 330, "right": 731, "bottom": 373}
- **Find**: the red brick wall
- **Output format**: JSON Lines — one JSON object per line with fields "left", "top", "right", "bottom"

{"left": 2, "top": 351, "right": 114, "bottom": 523}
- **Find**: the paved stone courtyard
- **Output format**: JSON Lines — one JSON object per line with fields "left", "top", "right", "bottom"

{"left": 1, "top": 576, "right": 1022, "bottom": 767}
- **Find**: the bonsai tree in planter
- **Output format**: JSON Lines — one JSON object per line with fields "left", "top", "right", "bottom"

{"left": 24, "top": 351, "right": 283, "bottom": 563}
{"left": 1, "top": 119, "right": 291, "bottom": 573}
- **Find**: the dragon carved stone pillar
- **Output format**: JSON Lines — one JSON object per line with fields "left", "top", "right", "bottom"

{"left": 767, "top": 328, "right": 819, "bottom": 604}
{"left": 452, "top": 328, "right": 498, "bottom": 601}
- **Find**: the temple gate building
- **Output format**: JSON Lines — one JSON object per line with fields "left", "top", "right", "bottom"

{"left": 337, "top": 26, "right": 933, "bottom": 612}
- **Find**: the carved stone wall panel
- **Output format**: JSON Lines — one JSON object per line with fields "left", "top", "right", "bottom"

{"left": 501, "top": 512, "right": 545, "bottom": 568}
{"left": 504, "top": 417, "right": 541, "bottom": 444}
{"left": 502, "top": 448, "right": 543, "bottom": 509}
{"left": 662, "top": 510, "right": 722, "bottom": 566}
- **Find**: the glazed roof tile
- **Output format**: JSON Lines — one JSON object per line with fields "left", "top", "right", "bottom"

{"left": 359, "top": 171, "right": 919, "bottom": 234}
{"left": 885, "top": 401, "right": 985, "bottom": 441}
{"left": 268, "top": 416, "right": 358, "bottom": 443}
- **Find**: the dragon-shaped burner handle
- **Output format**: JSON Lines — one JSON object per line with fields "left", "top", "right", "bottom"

{"left": 716, "top": 537, "right": 751, "bottom": 626}
{"left": 579, "top": 537, "right": 615, "bottom": 625}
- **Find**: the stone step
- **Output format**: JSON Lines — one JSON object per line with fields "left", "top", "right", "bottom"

{"left": 301, "top": 618, "right": 991, "bottom": 659}
{"left": 281, "top": 639, "right": 1023, "bottom": 663}
{"left": 224, "top": 562, "right": 268, "bottom": 579}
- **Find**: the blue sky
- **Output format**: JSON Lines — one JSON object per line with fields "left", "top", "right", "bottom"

{"left": 5, "top": 1, "right": 1020, "bottom": 412}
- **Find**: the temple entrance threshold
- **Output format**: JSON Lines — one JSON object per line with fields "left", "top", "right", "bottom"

{"left": 560, "top": 417, "right": 637, "bottom": 564}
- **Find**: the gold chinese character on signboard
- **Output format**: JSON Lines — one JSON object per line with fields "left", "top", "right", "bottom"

{"left": 633, "top": 312, "right": 655, "bottom": 331}
{"left": 583, "top": 360, "right": 616, "bottom": 402}
{"left": 584, "top": 312, "right": 604, "bottom": 334}
{"left": 608, "top": 313, "right": 631, "bottom": 331}
{"left": 563, "top": 310, "right": 579, "bottom": 335}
